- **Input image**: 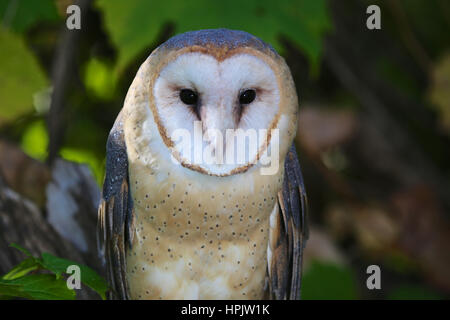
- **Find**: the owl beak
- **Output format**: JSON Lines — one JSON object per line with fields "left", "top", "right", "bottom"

{"left": 199, "top": 102, "right": 237, "bottom": 152}
{"left": 199, "top": 102, "right": 237, "bottom": 131}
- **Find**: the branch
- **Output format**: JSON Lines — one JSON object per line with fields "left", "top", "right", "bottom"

{"left": 47, "top": 0, "right": 92, "bottom": 164}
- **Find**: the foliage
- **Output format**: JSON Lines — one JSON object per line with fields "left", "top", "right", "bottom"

{"left": 387, "top": 284, "right": 443, "bottom": 300}
{"left": 0, "top": 244, "right": 108, "bottom": 300}
{"left": 0, "top": 274, "right": 76, "bottom": 300}
{"left": 0, "top": 0, "right": 60, "bottom": 33}
{"left": 302, "top": 260, "right": 358, "bottom": 300}
{"left": 21, "top": 120, "right": 105, "bottom": 184}
{"left": 97, "top": 0, "right": 332, "bottom": 73}
{"left": 0, "top": 27, "right": 48, "bottom": 124}
{"left": 21, "top": 119, "right": 48, "bottom": 161}
{"left": 83, "top": 58, "right": 117, "bottom": 100}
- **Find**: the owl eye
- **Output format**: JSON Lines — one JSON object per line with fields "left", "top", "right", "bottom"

{"left": 239, "top": 89, "right": 256, "bottom": 104}
{"left": 180, "top": 89, "right": 198, "bottom": 105}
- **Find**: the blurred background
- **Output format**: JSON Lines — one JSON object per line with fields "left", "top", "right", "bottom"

{"left": 0, "top": 0, "right": 449, "bottom": 299}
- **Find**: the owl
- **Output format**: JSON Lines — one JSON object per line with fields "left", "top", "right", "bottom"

{"left": 98, "top": 29, "right": 308, "bottom": 300}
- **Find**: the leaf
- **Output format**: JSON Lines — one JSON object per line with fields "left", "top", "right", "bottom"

{"left": 6, "top": 243, "right": 108, "bottom": 300}
{"left": 20, "top": 119, "right": 49, "bottom": 161}
{"left": 0, "top": 27, "right": 48, "bottom": 123}
{"left": 9, "top": 243, "right": 35, "bottom": 258}
{"left": 96, "top": 0, "right": 331, "bottom": 73}
{"left": 84, "top": 58, "right": 117, "bottom": 100}
{"left": 1, "top": 258, "right": 40, "bottom": 281}
{"left": 0, "top": 0, "right": 60, "bottom": 33}
{"left": 0, "top": 274, "right": 75, "bottom": 300}
{"left": 387, "top": 284, "right": 443, "bottom": 300}
{"left": 41, "top": 253, "right": 108, "bottom": 300}
{"left": 302, "top": 260, "right": 358, "bottom": 299}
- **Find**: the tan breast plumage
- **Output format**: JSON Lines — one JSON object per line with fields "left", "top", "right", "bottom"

{"left": 126, "top": 165, "right": 283, "bottom": 299}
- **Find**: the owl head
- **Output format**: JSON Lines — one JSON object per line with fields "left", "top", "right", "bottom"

{"left": 135, "top": 29, "right": 298, "bottom": 177}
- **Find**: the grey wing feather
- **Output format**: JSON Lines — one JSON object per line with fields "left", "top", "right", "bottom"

{"left": 97, "top": 111, "right": 134, "bottom": 300}
{"left": 269, "top": 143, "right": 309, "bottom": 300}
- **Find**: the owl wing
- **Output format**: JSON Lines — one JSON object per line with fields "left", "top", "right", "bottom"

{"left": 97, "top": 111, "right": 134, "bottom": 300}
{"left": 268, "top": 143, "right": 309, "bottom": 300}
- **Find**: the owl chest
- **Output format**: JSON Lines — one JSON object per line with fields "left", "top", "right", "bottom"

{"left": 125, "top": 168, "right": 282, "bottom": 299}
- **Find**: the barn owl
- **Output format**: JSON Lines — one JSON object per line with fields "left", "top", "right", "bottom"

{"left": 98, "top": 29, "right": 308, "bottom": 300}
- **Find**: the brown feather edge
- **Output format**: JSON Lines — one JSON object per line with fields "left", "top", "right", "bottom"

{"left": 98, "top": 111, "right": 134, "bottom": 300}
{"left": 270, "top": 143, "right": 308, "bottom": 300}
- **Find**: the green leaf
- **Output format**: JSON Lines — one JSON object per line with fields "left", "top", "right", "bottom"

{"left": 0, "top": 27, "right": 48, "bottom": 123}
{"left": 84, "top": 58, "right": 117, "bottom": 100}
{"left": 41, "top": 253, "right": 108, "bottom": 300}
{"left": 20, "top": 119, "right": 49, "bottom": 161}
{"left": 1, "top": 258, "right": 40, "bottom": 281}
{"left": 302, "top": 260, "right": 359, "bottom": 300}
{"left": 0, "top": 0, "right": 60, "bottom": 33}
{"left": 9, "top": 243, "right": 35, "bottom": 258}
{"left": 387, "top": 284, "right": 443, "bottom": 300}
{"left": 0, "top": 274, "right": 76, "bottom": 300}
{"left": 6, "top": 243, "right": 108, "bottom": 300}
{"left": 97, "top": 0, "right": 331, "bottom": 73}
